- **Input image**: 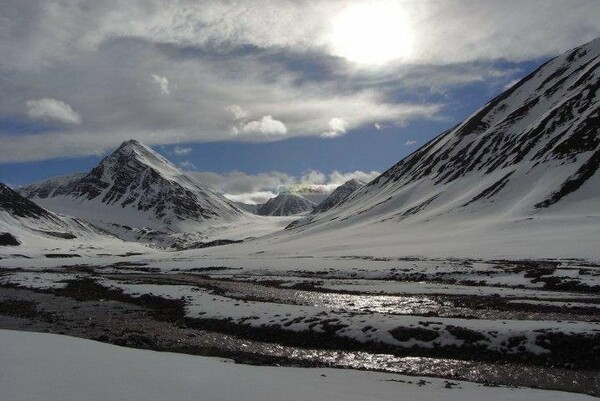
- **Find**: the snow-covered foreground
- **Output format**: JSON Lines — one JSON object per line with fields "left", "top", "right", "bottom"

{"left": 0, "top": 330, "right": 595, "bottom": 401}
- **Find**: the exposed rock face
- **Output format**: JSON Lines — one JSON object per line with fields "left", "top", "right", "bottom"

{"left": 257, "top": 194, "right": 315, "bottom": 216}
{"left": 1, "top": 183, "right": 56, "bottom": 221}
{"left": 0, "top": 232, "right": 20, "bottom": 246}
{"left": 312, "top": 179, "right": 363, "bottom": 214}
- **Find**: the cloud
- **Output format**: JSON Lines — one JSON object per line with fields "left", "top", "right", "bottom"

{"left": 321, "top": 117, "right": 348, "bottom": 139}
{"left": 179, "top": 160, "right": 196, "bottom": 169}
{"left": 25, "top": 98, "right": 81, "bottom": 125}
{"left": 328, "top": 170, "right": 380, "bottom": 185}
{"left": 187, "top": 169, "right": 380, "bottom": 204}
{"left": 189, "top": 170, "right": 295, "bottom": 195}
{"left": 224, "top": 191, "right": 279, "bottom": 205}
{"left": 3, "top": 0, "right": 593, "bottom": 67}
{"left": 1, "top": 1, "right": 598, "bottom": 163}
{"left": 227, "top": 109, "right": 289, "bottom": 138}
{"left": 239, "top": 115, "right": 287, "bottom": 137}
{"left": 151, "top": 74, "right": 170, "bottom": 95}
{"left": 173, "top": 146, "right": 192, "bottom": 155}
{"left": 405, "top": 140, "right": 417, "bottom": 146}
{"left": 226, "top": 104, "right": 250, "bottom": 120}
{"left": 301, "top": 170, "right": 326, "bottom": 185}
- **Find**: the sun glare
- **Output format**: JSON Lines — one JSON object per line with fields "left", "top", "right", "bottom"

{"left": 329, "top": 1, "right": 414, "bottom": 66}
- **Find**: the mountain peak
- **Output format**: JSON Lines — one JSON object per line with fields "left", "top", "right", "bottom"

{"left": 257, "top": 193, "right": 315, "bottom": 216}
{"left": 112, "top": 139, "right": 166, "bottom": 161}
{"left": 18, "top": 140, "right": 243, "bottom": 244}
{"left": 119, "top": 138, "right": 142, "bottom": 146}
{"left": 101, "top": 140, "right": 186, "bottom": 186}
{"left": 312, "top": 178, "right": 363, "bottom": 214}
{"left": 114, "top": 139, "right": 151, "bottom": 153}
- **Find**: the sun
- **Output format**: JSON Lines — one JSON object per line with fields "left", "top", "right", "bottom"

{"left": 329, "top": 1, "right": 414, "bottom": 66}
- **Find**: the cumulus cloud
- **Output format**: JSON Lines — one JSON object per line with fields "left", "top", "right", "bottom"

{"left": 173, "top": 146, "right": 192, "bottom": 155}
{"left": 301, "top": 170, "right": 327, "bottom": 185}
{"left": 26, "top": 98, "right": 81, "bottom": 125}
{"left": 187, "top": 169, "right": 380, "bottom": 204}
{"left": 151, "top": 74, "right": 170, "bottom": 95}
{"left": 321, "top": 117, "right": 348, "bottom": 139}
{"left": 405, "top": 140, "right": 417, "bottom": 146}
{"left": 227, "top": 106, "right": 288, "bottom": 139}
{"left": 239, "top": 115, "right": 288, "bottom": 137}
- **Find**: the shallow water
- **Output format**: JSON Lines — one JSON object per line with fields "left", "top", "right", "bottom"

{"left": 1, "top": 273, "right": 599, "bottom": 396}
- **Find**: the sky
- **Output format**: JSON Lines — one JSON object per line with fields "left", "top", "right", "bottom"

{"left": 0, "top": 0, "right": 599, "bottom": 203}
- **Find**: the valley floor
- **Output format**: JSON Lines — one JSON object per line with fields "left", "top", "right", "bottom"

{"left": 0, "top": 249, "right": 599, "bottom": 399}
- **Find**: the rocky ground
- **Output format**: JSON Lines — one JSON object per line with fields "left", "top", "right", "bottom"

{"left": 0, "top": 257, "right": 599, "bottom": 396}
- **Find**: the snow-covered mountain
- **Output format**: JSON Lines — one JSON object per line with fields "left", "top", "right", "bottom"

{"left": 312, "top": 179, "right": 363, "bottom": 214}
{"left": 257, "top": 194, "right": 315, "bottom": 216}
{"left": 19, "top": 140, "right": 245, "bottom": 245}
{"left": 0, "top": 183, "right": 106, "bottom": 246}
{"left": 297, "top": 38, "right": 600, "bottom": 225}
{"left": 211, "top": 37, "right": 600, "bottom": 260}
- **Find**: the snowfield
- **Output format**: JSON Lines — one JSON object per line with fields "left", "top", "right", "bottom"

{"left": 0, "top": 330, "right": 596, "bottom": 401}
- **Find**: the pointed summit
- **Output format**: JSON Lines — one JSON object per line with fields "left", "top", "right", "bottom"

{"left": 18, "top": 140, "right": 243, "bottom": 245}
{"left": 257, "top": 194, "right": 315, "bottom": 216}
{"left": 312, "top": 179, "right": 363, "bottom": 214}
{"left": 102, "top": 140, "right": 182, "bottom": 182}
{"left": 113, "top": 139, "right": 162, "bottom": 160}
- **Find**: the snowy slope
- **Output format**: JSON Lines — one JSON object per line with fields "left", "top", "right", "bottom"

{"left": 257, "top": 194, "right": 315, "bottom": 216}
{"left": 1, "top": 330, "right": 594, "bottom": 401}
{"left": 193, "top": 37, "right": 600, "bottom": 260}
{"left": 0, "top": 183, "right": 113, "bottom": 247}
{"left": 19, "top": 140, "right": 249, "bottom": 245}
{"left": 312, "top": 179, "right": 363, "bottom": 214}
{"left": 234, "top": 201, "right": 261, "bottom": 214}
